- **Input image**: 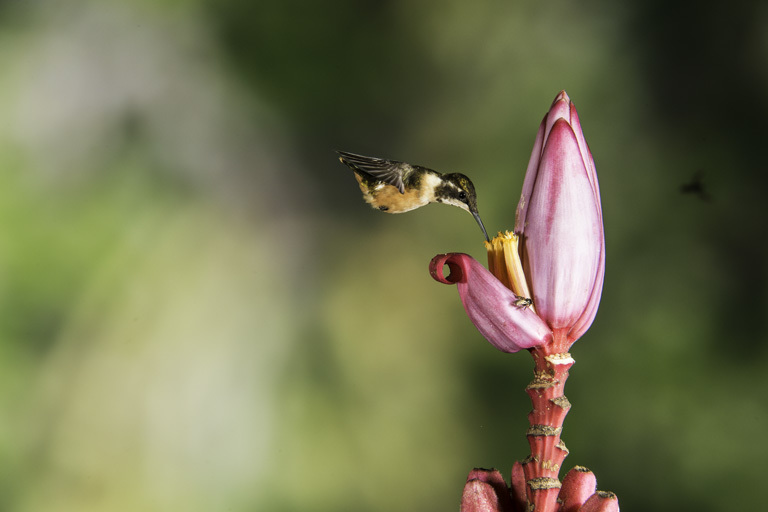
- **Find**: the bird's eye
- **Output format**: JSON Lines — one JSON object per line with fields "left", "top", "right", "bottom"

{"left": 459, "top": 191, "right": 467, "bottom": 201}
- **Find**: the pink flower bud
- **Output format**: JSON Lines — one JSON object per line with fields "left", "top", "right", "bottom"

{"left": 515, "top": 91, "right": 604, "bottom": 343}
{"left": 578, "top": 491, "right": 620, "bottom": 512}
{"left": 430, "top": 91, "right": 604, "bottom": 351}
{"left": 558, "top": 466, "right": 597, "bottom": 512}
{"left": 460, "top": 468, "right": 515, "bottom": 512}
{"left": 509, "top": 461, "right": 528, "bottom": 511}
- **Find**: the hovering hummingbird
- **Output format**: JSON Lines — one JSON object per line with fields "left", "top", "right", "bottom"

{"left": 336, "top": 150, "right": 490, "bottom": 241}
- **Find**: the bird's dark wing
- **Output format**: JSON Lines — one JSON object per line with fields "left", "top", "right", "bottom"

{"left": 336, "top": 150, "right": 406, "bottom": 194}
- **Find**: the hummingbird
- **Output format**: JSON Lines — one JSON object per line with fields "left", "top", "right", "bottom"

{"left": 336, "top": 150, "right": 490, "bottom": 241}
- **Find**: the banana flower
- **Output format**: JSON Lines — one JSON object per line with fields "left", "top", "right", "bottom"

{"left": 429, "top": 91, "right": 604, "bottom": 353}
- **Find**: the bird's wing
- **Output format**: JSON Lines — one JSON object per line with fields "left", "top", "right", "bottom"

{"left": 336, "top": 150, "right": 407, "bottom": 194}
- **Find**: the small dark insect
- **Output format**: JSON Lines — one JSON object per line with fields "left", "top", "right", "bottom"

{"left": 680, "top": 171, "right": 711, "bottom": 202}
{"left": 513, "top": 295, "right": 533, "bottom": 309}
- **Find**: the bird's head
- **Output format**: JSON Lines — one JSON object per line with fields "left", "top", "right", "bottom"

{"left": 437, "top": 173, "right": 489, "bottom": 241}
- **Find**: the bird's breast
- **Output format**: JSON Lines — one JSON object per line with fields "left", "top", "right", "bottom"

{"left": 355, "top": 172, "right": 430, "bottom": 213}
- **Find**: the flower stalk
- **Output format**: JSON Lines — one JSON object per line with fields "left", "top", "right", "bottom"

{"left": 522, "top": 349, "right": 574, "bottom": 512}
{"left": 430, "top": 91, "right": 615, "bottom": 511}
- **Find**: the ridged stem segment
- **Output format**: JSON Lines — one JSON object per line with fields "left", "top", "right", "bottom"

{"left": 523, "top": 333, "right": 574, "bottom": 512}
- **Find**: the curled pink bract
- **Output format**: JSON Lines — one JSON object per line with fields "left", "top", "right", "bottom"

{"left": 430, "top": 253, "right": 551, "bottom": 353}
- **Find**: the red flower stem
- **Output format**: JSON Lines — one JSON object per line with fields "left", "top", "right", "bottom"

{"left": 522, "top": 334, "right": 574, "bottom": 512}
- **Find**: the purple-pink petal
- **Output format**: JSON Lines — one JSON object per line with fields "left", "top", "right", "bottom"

{"left": 523, "top": 119, "right": 602, "bottom": 331}
{"left": 515, "top": 117, "right": 546, "bottom": 234}
{"left": 568, "top": 243, "right": 605, "bottom": 342}
{"left": 543, "top": 93, "right": 571, "bottom": 147}
{"left": 568, "top": 102, "right": 596, "bottom": 193}
{"left": 430, "top": 253, "right": 552, "bottom": 353}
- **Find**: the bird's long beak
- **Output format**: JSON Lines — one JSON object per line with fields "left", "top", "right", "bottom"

{"left": 472, "top": 210, "right": 490, "bottom": 242}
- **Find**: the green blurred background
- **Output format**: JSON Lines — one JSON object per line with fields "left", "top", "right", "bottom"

{"left": 1, "top": 1, "right": 766, "bottom": 511}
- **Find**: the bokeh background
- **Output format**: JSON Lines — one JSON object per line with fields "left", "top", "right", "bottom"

{"left": 1, "top": 1, "right": 767, "bottom": 511}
